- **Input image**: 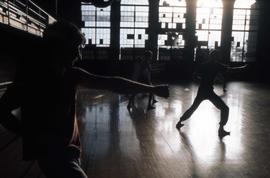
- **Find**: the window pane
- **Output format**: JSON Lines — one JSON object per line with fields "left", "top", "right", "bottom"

{"left": 81, "top": 3, "right": 111, "bottom": 47}
{"left": 196, "top": 0, "right": 223, "bottom": 49}
{"left": 231, "top": 0, "right": 258, "bottom": 62}
{"left": 120, "top": 2, "right": 149, "bottom": 49}
{"left": 158, "top": 0, "right": 186, "bottom": 49}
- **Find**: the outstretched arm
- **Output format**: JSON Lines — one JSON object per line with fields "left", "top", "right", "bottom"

{"left": 73, "top": 67, "right": 169, "bottom": 98}
{"left": 226, "top": 64, "right": 248, "bottom": 73}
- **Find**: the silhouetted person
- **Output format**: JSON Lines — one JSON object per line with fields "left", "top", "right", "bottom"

{"left": 0, "top": 21, "right": 169, "bottom": 178}
{"left": 194, "top": 47, "right": 227, "bottom": 93}
{"left": 127, "top": 57, "right": 143, "bottom": 110}
{"left": 142, "top": 50, "right": 158, "bottom": 110}
{"left": 127, "top": 50, "right": 158, "bottom": 111}
{"left": 193, "top": 47, "right": 209, "bottom": 83}
{"left": 176, "top": 49, "right": 247, "bottom": 138}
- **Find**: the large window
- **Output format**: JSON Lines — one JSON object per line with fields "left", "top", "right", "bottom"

{"left": 231, "top": 0, "right": 258, "bottom": 62}
{"left": 158, "top": 0, "right": 186, "bottom": 49}
{"left": 196, "top": 0, "right": 223, "bottom": 49}
{"left": 120, "top": 0, "right": 149, "bottom": 48}
{"left": 81, "top": 2, "right": 111, "bottom": 47}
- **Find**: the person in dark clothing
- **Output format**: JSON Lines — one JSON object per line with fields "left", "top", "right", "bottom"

{"left": 127, "top": 50, "right": 158, "bottom": 111}
{"left": 0, "top": 21, "right": 169, "bottom": 178}
{"left": 176, "top": 49, "right": 247, "bottom": 138}
{"left": 141, "top": 50, "right": 158, "bottom": 110}
{"left": 127, "top": 57, "right": 143, "bottom": 110}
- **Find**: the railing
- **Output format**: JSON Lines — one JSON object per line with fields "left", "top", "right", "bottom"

{"left": 0, "top": 0, "right": 56, "bottom": 36}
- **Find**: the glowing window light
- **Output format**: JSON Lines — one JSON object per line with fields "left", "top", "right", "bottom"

{"left": 196, "top": 0, "right": 223, "bottom": 49}
{"left": 197, "top": 0, "right": 223, "bottom": 8}
{"left": 234, "top": 0, "right": 256, "bottom": 8}
{"left": 231, "top": 0, "right": 258, "bottom": 62}
{"left": 81, "top": 4, "right": 111, "bottom": 47}
{"left": 120, "top": 1, "right": 149, "bottom": 48}
{"left": 159, "top": 0, "right": 186, "bottom": 6}
{"left": 158, "top": 0, "right": 187, "bottom": 49}
{"left": 121, "top": 0, "right": 148, "bottom": 5}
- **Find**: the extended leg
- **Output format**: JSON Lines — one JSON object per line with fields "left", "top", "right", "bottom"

{"left": 152, "top": 94, "right": 158, "bottom": 105}
{"left": 176, "top": 96, "right": 203, "bottom": 129}
{"left": 222, "top": 73, "right": 227, "bottom": 92}
{"left": 127, "top": 94, "right": 135, "bottom": 110}
{"left": 208, "top": 92, "right": 230, "bottom": 137}
{"left": 147, "top": 93, "right": 155, "bottom": 110}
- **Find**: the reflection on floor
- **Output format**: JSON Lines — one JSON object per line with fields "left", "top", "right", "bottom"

{"left": 76, "top": 82, "right": 270, "bottom": 178}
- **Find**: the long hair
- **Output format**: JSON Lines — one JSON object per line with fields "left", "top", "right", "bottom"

{"left": 43, "top": 21, "right": 85, "bottom": 49}
{"left": 42, "top": 21, "right": 86, "bottom": 67}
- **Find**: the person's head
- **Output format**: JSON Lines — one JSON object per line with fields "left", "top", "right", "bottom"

{"left": 144, "top": 50, "right": 153, "bottom": 61}
{"left": 43, "top": 21, "right": 86, "bottom": 67}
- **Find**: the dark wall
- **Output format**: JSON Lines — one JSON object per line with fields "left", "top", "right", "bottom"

{"left": 34, "top": 0, "right": 82, "bottom": 27}
{"left": 256, "top": 1, "right": 270, "bottom": 83}
{"left": 0, "top": 23, "right": 42, "bottom": 82}
{"left": 32, "top": 0, "right": 57, "bottom": 17}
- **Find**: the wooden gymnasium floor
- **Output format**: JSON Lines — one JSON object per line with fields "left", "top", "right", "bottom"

{"left": 0, "top": 81, "right": 270, "bottom": 178}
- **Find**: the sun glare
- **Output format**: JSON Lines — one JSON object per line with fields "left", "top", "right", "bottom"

{"left": 159, "top": 0, "right": 186, "bottom": 6}
{"left": 197, "top": 0, "right": 223, "bottom": 8}
{"left": 235, "top": 0, "right": 256, "bottom": 8}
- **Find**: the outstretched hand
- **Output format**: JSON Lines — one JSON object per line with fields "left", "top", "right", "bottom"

{"left": 238, "top": 64, "right": 248, "bottom": 69}
{"left": 154, "top": 84, "right": 169, "bottom": 98}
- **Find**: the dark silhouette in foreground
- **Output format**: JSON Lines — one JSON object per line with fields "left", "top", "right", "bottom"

{"left": 0, "top": 21, "right": 169, "bottom": 178}
{"left": 176, "top": 49, "right": 247, "bottom": 138}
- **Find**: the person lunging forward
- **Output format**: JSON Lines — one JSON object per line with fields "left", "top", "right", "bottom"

{"left": 176, "top": 49, "right": 247, "bottom": 138}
